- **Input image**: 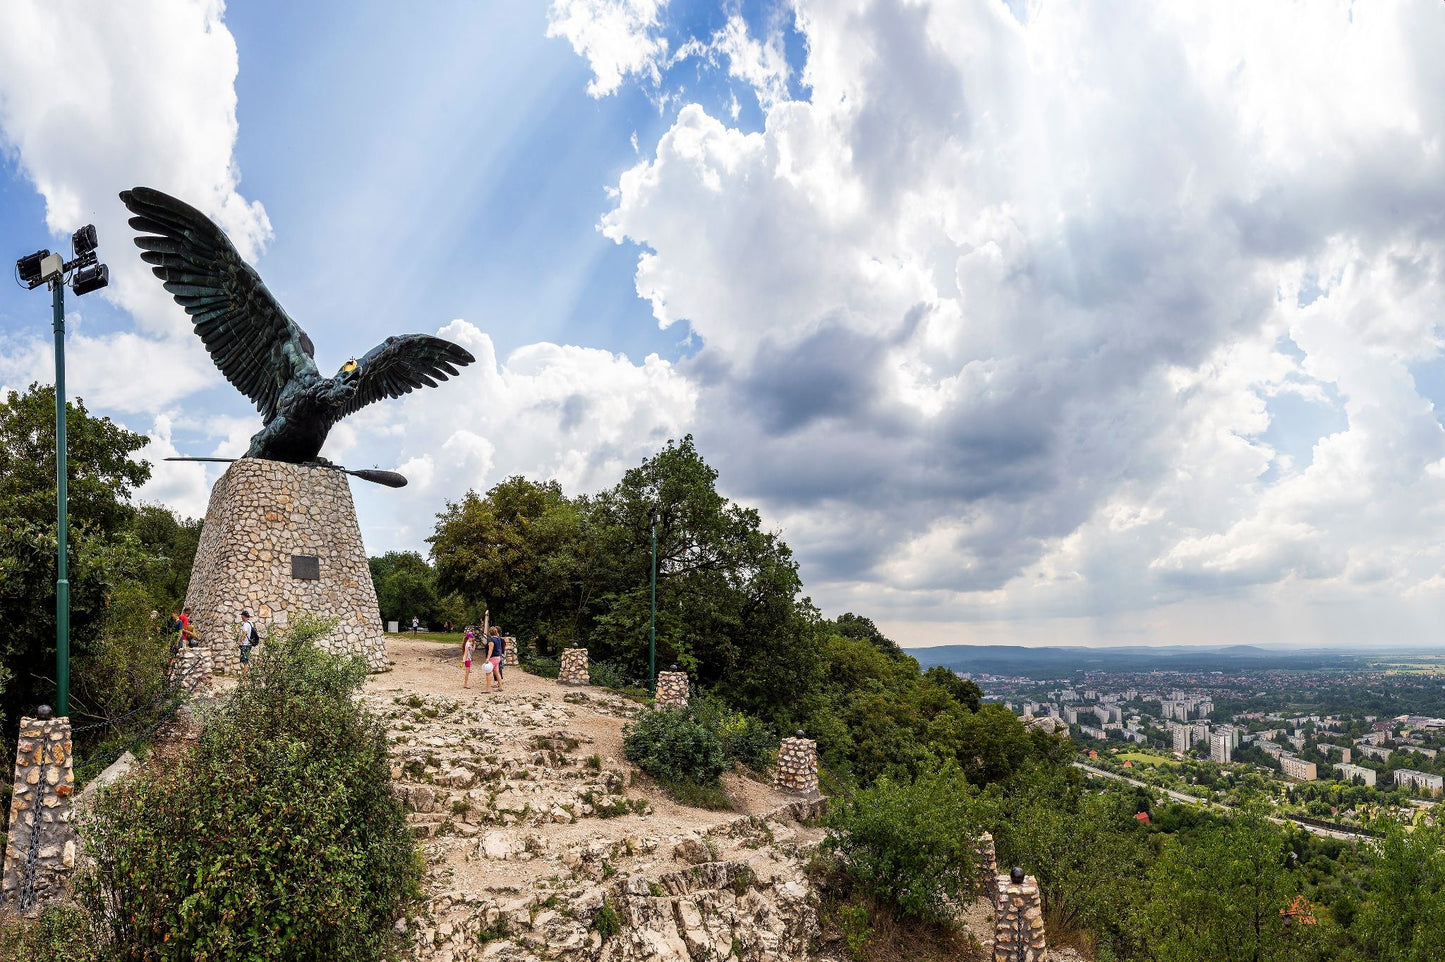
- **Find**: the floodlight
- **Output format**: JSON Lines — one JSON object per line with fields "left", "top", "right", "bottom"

{"left": 72, "top": 263, "right": 109, "bottom": 296}
{"left": 17, "top": 248, "right": 50, "bottom": 285}
{"left": 72, "top": 224, "right": 97, "bottom": 257}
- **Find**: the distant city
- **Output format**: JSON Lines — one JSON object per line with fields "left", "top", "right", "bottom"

{"left": 912, "top": 645, "right": 1445, "bottom": 832}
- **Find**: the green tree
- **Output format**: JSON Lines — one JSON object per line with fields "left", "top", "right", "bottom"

{"left": 130, "top": 503, "right": 202, "bottom": 611}
{"left": 1353, "top": 821, "right": 1445, "bottom": 962}
{"left": 586, "top": 436, "right": 806, "bottom": 689}
{"left": 429, "top": 477, "right": 583, "bottom": 641}
{"left": 1134, "top": 807, "right": 1333, "bottom": 962}
{"left": 824, "top": 763, "right": 981, "bottom": 921}
{"left": 988, "top": 764, "right": 1151, "bottom": 958}
{"left": 0, "top": 384, "right": 151, "bottom": 730}
{"left": 370, "top": 551, "right": 440, "bottom": 627}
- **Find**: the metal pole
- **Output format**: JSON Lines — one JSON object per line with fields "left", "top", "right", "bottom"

{"left": 649, "top": 508, "right": 657, "bottom": 693}
{"left": 52, "top": 278, "right": 70, "bottom": 717}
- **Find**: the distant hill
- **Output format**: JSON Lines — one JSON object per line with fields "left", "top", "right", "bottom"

{"left": 904, "top": 644, "right": 1372, "bottom": 678}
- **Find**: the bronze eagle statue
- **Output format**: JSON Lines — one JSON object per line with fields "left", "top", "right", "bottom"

{"left": 120, "top": 186, "right": 475, "bottom": 464}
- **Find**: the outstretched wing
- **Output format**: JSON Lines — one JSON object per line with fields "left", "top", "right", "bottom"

{"left": 332, "top": 335, "right": 476, "bottom": 423}
{"left": 120, "top": 186, "right": 317, "bottom": 421}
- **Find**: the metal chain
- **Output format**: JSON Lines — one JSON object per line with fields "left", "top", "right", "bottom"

{"left": 16, "top": 733, "right": 48, "bottom": 913}
{"left": 70, "top": 649, "right": 207, "bottom": 734}
{"left": 73, "top": 653, "right": 208, "bottom": 779}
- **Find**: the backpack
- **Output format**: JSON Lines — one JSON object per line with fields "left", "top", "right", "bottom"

{"left": 242, "top": 621, "right": 259, "bottom": 647}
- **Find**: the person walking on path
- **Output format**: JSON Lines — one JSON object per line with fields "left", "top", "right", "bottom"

{"left": 486, "top": 627, "right": 505, "bottom": 693}
{"left": 411, "top": 616, "right": 420, "bottom": 636}
{"left": 238, "top": 609, "right": 259, "bottom": 678}
{"left": 461, "top": 630, "right": 475, "bottom": 689}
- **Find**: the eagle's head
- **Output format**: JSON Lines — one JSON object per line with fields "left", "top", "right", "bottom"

{"left": 325, "top": 358, "right": 361, "bottom": 405}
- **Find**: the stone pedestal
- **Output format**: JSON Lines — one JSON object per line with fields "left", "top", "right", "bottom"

{"left": 992, "top": 873, "right": 1048, "bottom": 962}
{"left": 2, "top": 716, "right": 76, "bottom": 914}
{"left": 774, "top": 736, "right": 819, "bottom": 794}
{"left": 504, "top": 637, "right": 518, "bottom": 667}
{"left": 558, "top": 648, "right": 589, "bottom": 685}
{"left": 655, "top": 671, "right": 690, "bottom": 708}
{"left": 184, "top": 459, "right": 386, "bottom": 674}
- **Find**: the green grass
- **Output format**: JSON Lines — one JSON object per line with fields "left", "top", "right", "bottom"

{"left": 1115, "top": 751, "right": 1180, "bottom": 768}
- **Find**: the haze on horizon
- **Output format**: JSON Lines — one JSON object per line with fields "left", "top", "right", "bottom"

{"left": 3, "top": 1, "right": 1445, "bottom": 652}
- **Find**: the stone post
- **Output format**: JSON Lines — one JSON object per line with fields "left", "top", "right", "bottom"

{"left": 655, "top": 671, "right": 690, "bottom": 708}
{"left": 992, "top": 867, "right": 1047, "bottom": 962}
{"left": 976, "top": 831, "right": 998, "bottom": 901}
{"left": 558, "top": 647, "right": 590, "bottom": 685}
{"left": 169, "top": 645, "right": 214, "bottom": 691}
{"left": 503, "top": 637, "right": 518, "bottom": 667}
{"left": 774, "top": 732, "right": 819, "bottom": 794}
{"left": 2, "top": 711, "right": 77, "bottom": 914}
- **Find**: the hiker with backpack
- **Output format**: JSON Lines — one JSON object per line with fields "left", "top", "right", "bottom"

{"left": 238, "top": 609, "right": 260, "bottom": 677}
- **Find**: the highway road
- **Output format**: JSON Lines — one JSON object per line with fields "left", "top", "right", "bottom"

{"left": 1072, "top": 762, "right": 1374, "bottom": 843}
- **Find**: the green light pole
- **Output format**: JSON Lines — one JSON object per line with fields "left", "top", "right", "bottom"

{"left": 51, "top": 277, "right": 70, "bottom": 716}
{"left": 16, "top": 227, "right": 109, "bottom": 718}
{"left": 649, "top": 504, "right": 658, "bottom": 693}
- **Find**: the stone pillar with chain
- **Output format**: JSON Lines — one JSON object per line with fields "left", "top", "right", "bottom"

{"left": 1, "top": 707, "right": 77, "bottom": 915}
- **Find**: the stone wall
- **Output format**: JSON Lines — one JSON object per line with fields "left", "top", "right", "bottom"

{"left": 2, "top": 715, "right": 76, "bottom": 914}
{"left": 558, "top": 648, "right": 589, "bottom": 685}
{"left": 185, "top": 459, "right": 386, "bottom": 674}
{"left": 992, "top": 870, "right": 1048, "bottom": 962}
{"left": 774, "top": 736, "right": 819, "bottom": 794}
{"left": 655, "top": 671, "right": 690, "bottom": 708}
{"left": 977, "top": 831, "right": 999, "bottom": 901}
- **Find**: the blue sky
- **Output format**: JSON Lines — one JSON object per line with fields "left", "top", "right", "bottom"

{"left": 4, "top": 1, "right": 1445, "bottom": 649}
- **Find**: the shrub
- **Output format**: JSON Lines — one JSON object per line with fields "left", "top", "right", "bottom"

{"left": 698, "top": 697, "right": 777, "bottom": 773}
{"left": 623, "top": 703, "right": 730, "bottom": 785}
{"left": 592, "top": 897, "right": 623, "bottom": 940}
{"left": 823, "top": 763, "right": 981, "bottom": 922}
{"left": 0, "top": 903, "right": 96, "bottom": 961}
{"left": 79, "top": 615, "right": 423, "bottom": 961}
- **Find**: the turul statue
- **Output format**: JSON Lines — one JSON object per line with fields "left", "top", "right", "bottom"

{"left": 120, "top": 187, "right": 475, "bottom": 463}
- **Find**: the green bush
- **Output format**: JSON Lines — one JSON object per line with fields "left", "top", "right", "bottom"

{"left": 623, "top": 703, "right": 730, "bottom": 785}
{"left": 694, "top": 696, "right": 777, "bottom": 773}
{"left": 823, "top": 763, "right": 981, "bottom": 922}
{"left": 0, "top": 903, "right": 96, "bottom": 961}
{"left": 79, "top": 615, "right": 422, "bottom": 961}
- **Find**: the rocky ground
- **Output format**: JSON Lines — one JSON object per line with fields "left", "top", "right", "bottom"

{"left": 372, "top": 637, "right": 838, "bottom": 962}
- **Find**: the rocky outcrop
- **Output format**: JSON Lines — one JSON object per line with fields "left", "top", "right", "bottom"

{"left": 372, "top": 683, "right": 829, "bottom": 962}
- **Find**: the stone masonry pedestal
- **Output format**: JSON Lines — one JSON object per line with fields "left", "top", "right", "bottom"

{"left": 2, "top": 715, "right": 76, "bottom": 914}
{"left": 774, "top": 735, "right": 819, "bottom": 794}
{"left": 655, "top": 671, "right": 690, "bottom": 708}
{"left": 992, "top": 871, "right": 1048, "bottom": 962}
{"left": 184, "top": 459, "right": 386, "bottom": 674}
{"left": 558, "top": 648, "right": 589, "bottom": 685}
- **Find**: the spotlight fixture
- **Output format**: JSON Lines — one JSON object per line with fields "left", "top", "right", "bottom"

{"left": 16, "top": 248, "right": 51, "bottom": 286}
{"left": 72, "top": 224, "right": 97, "bottom": 258}
{"left": 72, "top": 263, "right": 109, "bottom": 296}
